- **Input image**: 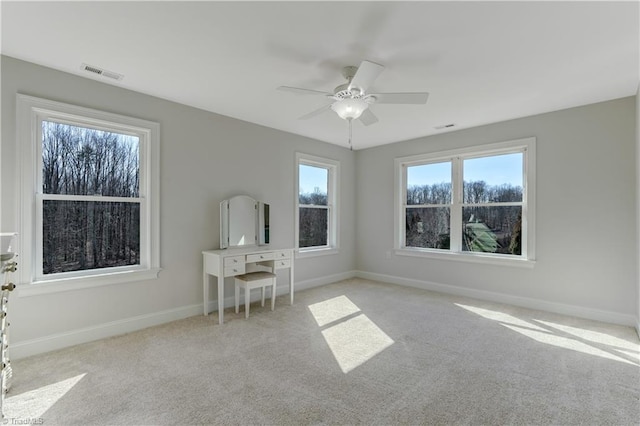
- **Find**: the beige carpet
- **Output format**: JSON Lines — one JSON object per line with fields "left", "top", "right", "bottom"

{"left": 5, "top": 278, "right": 640, "bottom": 425}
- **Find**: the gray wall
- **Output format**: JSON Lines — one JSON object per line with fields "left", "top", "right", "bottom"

{"left": 356, "top": 97, "right": 637, "bottom": 323}
{"left": 1, "top": 54, "right": 638, "bottom": 357}
{"left": 636, "top": 84, "right": 640, "bottom": 334}
{"left": 1, "top": 56, "right": 356, "bottom": 356}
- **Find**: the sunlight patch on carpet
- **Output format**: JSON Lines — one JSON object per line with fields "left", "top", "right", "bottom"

{"left": 533, "top": 319, "right": 640, "bottom": 352}
{"left": 455, "top": 303, "right": 547, "bottom": 331}
{"left": 309, "top": 296, "right": 394, "bottom": 373}
{"left": 4, "top": 373, "right": 86, "bottom": 419}
{"left": 613, "top": 348, "right": 640, "bottom": 363}
{"left": 456, "top": 303, "right": 639, "bottom": 366}
{"left": 501, "top": 324, "right": 637, "bottom": 365}
{"left": 321, "top": 314, "right": 394, "bottom": 373}
{"left": 308, "top": 295, "right": 361, "bottom": 327}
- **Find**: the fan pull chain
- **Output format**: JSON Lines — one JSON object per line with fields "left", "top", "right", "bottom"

{"left": 348, "top": 118, "right": 353, "bottom": 151}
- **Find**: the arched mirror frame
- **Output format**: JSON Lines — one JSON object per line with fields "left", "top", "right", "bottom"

{"left": 220, "top": 195, "right": 269, "bottom": 249}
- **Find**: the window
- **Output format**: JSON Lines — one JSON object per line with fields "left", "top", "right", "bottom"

{"left": 405, "top": 161, "right": 452, "bottom": 250}
{"left": 17, "top": 95, "right": 160, "bottom": 294}
{"left": 395, "top": 138, "right": 535, "bottom": 266}
{"left": 295, "top": 153, "right": 339, "bottom": 255}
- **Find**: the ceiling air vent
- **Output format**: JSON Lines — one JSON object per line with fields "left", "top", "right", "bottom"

{"left": 435, "top": 123, "right": 455, "bottom": 130}
{"left": 81, "top": 63, "right": 124, "bottom": 81}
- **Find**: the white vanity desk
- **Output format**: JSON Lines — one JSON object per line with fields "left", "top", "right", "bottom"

{"left": 202, "top": 246, "right": 294, "bottom": 324}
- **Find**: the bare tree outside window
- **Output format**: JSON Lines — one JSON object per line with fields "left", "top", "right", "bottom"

{"left": 41, "top": 121, "right": 141, "bottom": 274}
{"left": 405, "top": 162, "right": 452, "bottom": 249}
{"left": 404, "top": 152, "right": 525, "bottom": 257}
{"left": 462, "top": 153, "right": 523, "bottom": 255}
{"left": 298, "top": 164, "right": 329, "bottom": 248}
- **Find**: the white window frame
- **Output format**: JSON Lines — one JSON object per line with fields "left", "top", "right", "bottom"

{"left": 295, "top": 153, "right": 339, "bottom": 258}
{"left": 394, "top": 137, "right": 536, "bottom": 268}
{"left": 16, "top": 94, "right": 161, "bottom": 296}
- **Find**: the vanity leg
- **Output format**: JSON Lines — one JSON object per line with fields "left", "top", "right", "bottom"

{"left": 245, "top": 287, "right": 250, "bottom": 319}
{"left": 203, "top": 268, "right": 209, "bottom": 316}
{"left": 289, "top": 262, "right": 295, "bottom": 305}
{"left": 270, "top": 280, "right": 276, "bottom": 311}
{"left": 235, "top": 285, "right": 240, "bottom": 314}
{"left": 218, "top": 275, "right": 225, "bottom": 325}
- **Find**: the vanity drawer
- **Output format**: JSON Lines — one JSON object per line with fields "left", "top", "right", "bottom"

{"left": 273, "top": 250, "right": 291, "bottom": 260}
{"left": 224, "top": 263, "right": 246, "bottom": 277}
{"left": 274, "top": 259, "right": 291, "bottom": 269}
{"left": 224, "top": 256, "right": 245, "bottom": 267}
{"left": 246, "top": 252, "right": 275, "bottom": 263}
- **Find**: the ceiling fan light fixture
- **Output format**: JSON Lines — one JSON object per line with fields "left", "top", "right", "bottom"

{"left": 331, "top": 98, "right": 369, "bottom": 120}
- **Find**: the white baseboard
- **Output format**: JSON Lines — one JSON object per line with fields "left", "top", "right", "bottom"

{"left": 293, "top": 270, "right": 357, "bottom": 292}
{"left": 355, "top": 270, "right": 638, "bottom": 328}
{"left": 205, "top": 270, "right": 357, "bottom": 314}
{"left": 11, "top": 268, "right": 636, "bottom": 359}
{"left": 11, "top": 303, "right": 203, "bottom": 360}
{"left": 13, "top": 271, "right": 358, "bottom": 358}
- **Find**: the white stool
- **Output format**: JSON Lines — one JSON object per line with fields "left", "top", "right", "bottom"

{"left": 234, "top": 271, "right": 277, "bottom": 319}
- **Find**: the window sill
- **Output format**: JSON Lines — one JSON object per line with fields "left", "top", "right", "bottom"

{"left": 394, "top": 248, "right": 535, "bottom": 268}
{"left": 17, "top": 267, "right": 162, "bottom": 297}
{"left": 296, "top": 247, "right": 340, "bottom": 259}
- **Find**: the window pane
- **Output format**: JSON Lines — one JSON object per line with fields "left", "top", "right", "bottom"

{"left": 42, "top": 200, "right": 140, "bottom": 274}
{"left": 42, "top": 121, "right": 140, "bottom": 197}
{"left": 407, "top": 162, "right": 451, "bottom": 205}
{"left": 405, "top": 207, "right": 450, "bottom": 249}
{"left": 299, "top": 164, "right": 328, "bottom": 205}
{"left": 462, "top": 206, "right": 522, "bottom": 255}
{"left": 299, "top": 207, "right": 328, "bottom": 247}
{"left": 463, "top": 153, "right": 523, "bottom": 203}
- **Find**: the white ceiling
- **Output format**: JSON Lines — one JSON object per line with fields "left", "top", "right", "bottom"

{"left": 1, "top": 1, "right": 638, "bottom": 150}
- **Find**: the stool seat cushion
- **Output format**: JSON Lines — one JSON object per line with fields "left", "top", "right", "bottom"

{"left": 234, "top": 271, "right": 277, "bottom": 319}
{"left": 236, "top": 271, "right": 276, "bottom": 281}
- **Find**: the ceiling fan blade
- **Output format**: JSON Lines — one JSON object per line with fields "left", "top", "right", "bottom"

{"left": 348, "top": 60, "right": 384, "bottom": 92}
{"left": 358, "top": 108, "right": 379, "bottom": 126}
{"left": 370, "top": 92, "right": 430, "bottom": 104}
{"left": 298, "top": 104, "right": 332, "bottom": 120}
{"left": 277, "top": 86, "right": 333, "bottom": 97}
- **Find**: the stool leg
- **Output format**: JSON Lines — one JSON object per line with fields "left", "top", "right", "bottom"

{"left": 245, "top": 286, "right": 250, "bottom": 319}
{"left": 270, "top": 279, "right": 276, "bottom": 311}
{"left": 235, "top": 283, "right": 240, "bottom": 314}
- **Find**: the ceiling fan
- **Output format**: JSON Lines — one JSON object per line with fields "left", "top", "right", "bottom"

{"left": 277, "top": 60, "right": 429, "bottom": 149}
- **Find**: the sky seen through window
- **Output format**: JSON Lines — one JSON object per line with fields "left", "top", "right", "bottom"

{"left": 299, "top": 164, "right": 328, "bottom": 195}
{"left": 407, "top": 153, "right": 523, "bottom": 188}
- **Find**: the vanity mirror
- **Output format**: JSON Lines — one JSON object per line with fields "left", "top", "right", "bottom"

{"left": 220, "top": 195, "right": 269, "bottom": 249}
{"left": 0, "top": 233, "right": 17, "bottom": 262}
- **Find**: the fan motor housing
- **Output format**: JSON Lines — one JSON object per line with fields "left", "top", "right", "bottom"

{"left": 335, "top": 66, "right": 364, "bottom": 95}
{"left": 341, "top": 66, "right": 358, "bottom": 80}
